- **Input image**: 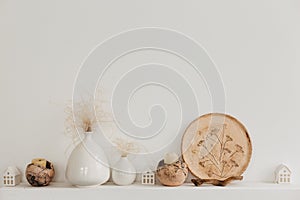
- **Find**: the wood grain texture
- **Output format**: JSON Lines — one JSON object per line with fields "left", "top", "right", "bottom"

{"left": 192, "top": 176, "right": 243, "bottom": 186}
{"left": 182, "top": 113, "right": 252, "bottom": 181}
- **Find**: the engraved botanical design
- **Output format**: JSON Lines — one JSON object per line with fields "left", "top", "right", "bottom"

{"left": 194, "top": 124, "right": 244, "bottom": 179}
{"left": 182, "top": 113, "right": 252, "bottom": 181}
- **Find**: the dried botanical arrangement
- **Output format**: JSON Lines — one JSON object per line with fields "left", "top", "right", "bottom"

{"left": 182, "top": 113, "right": 252, "bottom": 186}
{"left": 64, "top": 93, "right": 111, "bottom": 142}
{"left": 113, "top": 137, "right": 140, "bottom": 157}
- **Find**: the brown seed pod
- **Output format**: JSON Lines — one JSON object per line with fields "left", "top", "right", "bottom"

{"left": 25, "top": 160, "right": 55, "bottom": 187}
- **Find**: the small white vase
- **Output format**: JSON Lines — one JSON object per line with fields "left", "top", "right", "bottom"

{"left": 112, "top": 156, "right": 136, "bottom": 185}
{"left": 65, "top": 132, "right": 110, "bottom": 187}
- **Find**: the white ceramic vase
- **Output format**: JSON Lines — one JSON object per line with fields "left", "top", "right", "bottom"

{"left": 65, "top": 132, "right": 110, "bottom": 187}
{"left": 112, "top": 156, "right": 136, "bottom": 185}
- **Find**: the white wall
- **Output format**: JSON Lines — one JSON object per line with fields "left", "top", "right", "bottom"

{"left": 1, "top": 0, "right": 300, "bottom": 184}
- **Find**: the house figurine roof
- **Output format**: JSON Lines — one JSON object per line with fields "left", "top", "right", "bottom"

{"left": 4, "top": 166, "right": 21, "bottom": 176}
{"left": 142, "top": 170, "right": 155, "bottom": 174}
{"left": 275, "top": 164, "right": 291, "bottom": 174}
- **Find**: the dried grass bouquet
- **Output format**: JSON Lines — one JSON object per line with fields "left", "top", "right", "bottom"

{"left": 65, "top": 94, "right": 111, "bottom": 141}
{"left": 113, "top": 138, "right": 140, "bottom": 157}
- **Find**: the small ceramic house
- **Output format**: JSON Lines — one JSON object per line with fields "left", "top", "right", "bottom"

{"left": 3, "top": 166, "right": 21, "bottom": 186}
{"left": 274, "top": 164, "right": 291, "bottom": 184}
{"left": 141, "top": 171, "right": 155, "bottom": 185}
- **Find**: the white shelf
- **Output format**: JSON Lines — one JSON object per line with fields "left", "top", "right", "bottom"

{"left": 1, "top": 182, "right": 300, "bottom": 200}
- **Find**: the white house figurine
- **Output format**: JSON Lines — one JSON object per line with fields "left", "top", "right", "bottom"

{"left": 3, "top": 166, "right": 21, "bottom": 186}
{"left": 142, "top": 171, "right": 155, "bottom": 185}
{"left": 274, "top": 164, "right": 291, "bottom": 184}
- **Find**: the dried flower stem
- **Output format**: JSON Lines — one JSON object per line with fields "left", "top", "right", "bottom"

{"left": 113, "top": 138, "right": 140, "bottom": 157}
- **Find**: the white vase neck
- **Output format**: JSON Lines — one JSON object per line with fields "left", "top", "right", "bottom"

{"left": 82, "top": 132, "right": 94, "bottom": 144}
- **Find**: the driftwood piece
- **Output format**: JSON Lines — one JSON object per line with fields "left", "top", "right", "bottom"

{"left": 191, "top": 176, "right": 243, "bottom": 186}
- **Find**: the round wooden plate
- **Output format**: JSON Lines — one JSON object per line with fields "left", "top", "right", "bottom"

{"left": 182, "top": 113, "right": 252, "bottom": 180}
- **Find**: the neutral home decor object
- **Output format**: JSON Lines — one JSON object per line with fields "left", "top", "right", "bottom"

{"left": 182, "top": 113, "right": 252, "bottom": 186}
{"left": 25, "top": 158, "right": 55, "bottom": 186}
{"left": 141, "top": 171, "right": 155, "bottom": 185}
{"left": 65, "top": 97, "right": 110, "bottom": 187}
{"left": 156, "top": 152, "right": 188, "bottom": 186}
{"left": 156, "top": 160, "right": 188, "bottom": 186}
{"left": 65, "top": 131, "right": 110, "bottom": 187}
{"left": 274, "top": 164, "right": 291, "bottom": 184}
{"left": 111, "top": 138, "right": 139, "bottom": 185}
{"left": 112, "top": 156, "right": 136, "bottom": 185}
{"left": 3, "top": 166, "right": 21, "bottom": 186}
